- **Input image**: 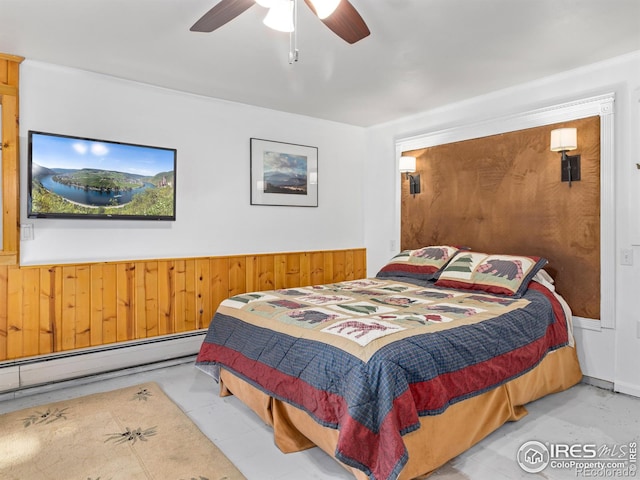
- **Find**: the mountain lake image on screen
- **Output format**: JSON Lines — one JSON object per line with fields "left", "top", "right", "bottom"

{"left": 28, "top": 131, "right": 176, "bottom": 220}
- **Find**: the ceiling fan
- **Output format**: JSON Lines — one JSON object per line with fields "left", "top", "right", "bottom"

{"left": 190, "top": 0, "right": 370, "bottom": 45}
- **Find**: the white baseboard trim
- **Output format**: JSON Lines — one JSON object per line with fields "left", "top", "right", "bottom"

{"left": 573, "top": 316, "right": 603, "bottom": 332}
{"left": 0, "top": 331, "right": 206, "bottom": 394}
{"left": 614, "top": 380, "right": 640, "bottom": 398}
{"left": 581, "top": 375, "right": 614, "bottom": 391}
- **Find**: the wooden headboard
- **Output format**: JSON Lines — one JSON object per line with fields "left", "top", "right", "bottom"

{"left": 401, "top": 116, "right": 600, "bottom": 319}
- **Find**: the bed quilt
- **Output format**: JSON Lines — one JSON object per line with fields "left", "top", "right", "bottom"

{"left": 196, "top": 278, "right": 569, "bottom": 480}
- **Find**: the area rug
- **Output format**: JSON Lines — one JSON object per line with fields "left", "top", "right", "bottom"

{"left": 0, "top": 382, "right": 246, "bottom": 480}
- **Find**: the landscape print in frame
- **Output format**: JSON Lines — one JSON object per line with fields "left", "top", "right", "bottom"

{"left": 28, "top": 131, "right": 176, "bottom": 220}
{"left": 250, "top": 138, "right": 318, "bottom": 207}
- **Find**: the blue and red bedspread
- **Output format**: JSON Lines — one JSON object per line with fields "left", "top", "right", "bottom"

{"left": 196, "top": 277, "right": 568, "bottom": 480}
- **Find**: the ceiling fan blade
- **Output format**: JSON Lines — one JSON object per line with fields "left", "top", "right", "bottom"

{"left": 304, "top": 0, "right": 370, "bottom": 44}
{"left": 190, "top": 0, "right": 256, "bottom": 33}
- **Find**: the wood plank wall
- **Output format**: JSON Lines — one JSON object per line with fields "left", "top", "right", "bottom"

{"left": 401, "top": 116, "right": 600, "bottom": 319}
{"left": 0, "top": 248, "right": 366, "bottom": 362}
{"left": 0, "top": 53, "right": 24, "bottom": 265}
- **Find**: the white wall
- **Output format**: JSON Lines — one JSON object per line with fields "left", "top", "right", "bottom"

{"left": 363, "top": 51, "right": 640, "bottom": 395}
{"left": 19, "top": 61, "right": 366, "bottom": 265}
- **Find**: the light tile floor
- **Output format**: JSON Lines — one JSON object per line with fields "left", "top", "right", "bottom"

{"left": 1, "top": 359, "right": 639, "bottom": 480}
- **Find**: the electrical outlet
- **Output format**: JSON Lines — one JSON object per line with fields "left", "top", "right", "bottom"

{"left": 390, "top": 240, "right": 397, "bottom": 251}
{"left": 621, "top": 249, "right": 634, "bottom": 266}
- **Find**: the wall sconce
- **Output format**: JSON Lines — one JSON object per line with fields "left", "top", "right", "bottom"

{"left": 550, "top": 128, "right": 581, "bottom": 187}
{"left": 399, "top": 156, "right": 421, "bottom": 195}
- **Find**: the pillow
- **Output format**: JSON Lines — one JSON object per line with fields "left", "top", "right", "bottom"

{"left": 435, "top": 251, "right": 548, "bottom": 297}
{"left": 376, "top": 245, "right": 461, "bottom": 280}
{"left": 532, "top": 269, "right": 555, "bottom": 291}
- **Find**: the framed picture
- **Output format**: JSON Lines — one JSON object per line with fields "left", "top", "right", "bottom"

{"left": 250, "top": 138, "right": 318, "bottom": 207}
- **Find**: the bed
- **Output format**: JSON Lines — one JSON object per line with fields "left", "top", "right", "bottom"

{"left": 195, "top": 246, "right": 583, "bottom": 480}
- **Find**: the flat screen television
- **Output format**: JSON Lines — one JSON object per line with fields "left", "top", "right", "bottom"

{"left": 28, "top": 131, "right": 176, "bottom": 220}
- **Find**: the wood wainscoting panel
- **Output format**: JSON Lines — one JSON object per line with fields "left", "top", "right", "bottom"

{"left": 401, "top": 117, "right": 600, "bottom": 319}
{"left": 275, "top": 253, "right": 301, "bottom": 289}
{"left": 0, "top": 248, "right": 366, "bottom": 361}
{"left": 210, "top": 257, "right": 231, "bottom": 319}
{"left": 6, "top": 267, "right": 23, "bottom": 359}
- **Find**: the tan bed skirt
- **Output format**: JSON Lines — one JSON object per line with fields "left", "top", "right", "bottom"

{"left": 218, "top": 345, "right": 582, "bottom": 479}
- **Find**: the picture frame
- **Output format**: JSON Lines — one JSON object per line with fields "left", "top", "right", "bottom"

{"left": 250, "top": 138, "right": 318, "bottom": 207}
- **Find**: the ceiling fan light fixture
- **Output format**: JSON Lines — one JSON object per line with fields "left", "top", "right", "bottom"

{"left": 263, "top": 0, "right": 295, "bottom": 32}
{"left": 309, "top": 0, "right": 341, "bottom": 19}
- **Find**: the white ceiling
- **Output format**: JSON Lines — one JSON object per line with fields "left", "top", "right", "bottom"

{"left": 1, "top": 0, "right": 639, "bottom": 126}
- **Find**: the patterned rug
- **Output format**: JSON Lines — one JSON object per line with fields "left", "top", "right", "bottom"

{"left": 0, "top": 382, "right": 246, "bottom": 480}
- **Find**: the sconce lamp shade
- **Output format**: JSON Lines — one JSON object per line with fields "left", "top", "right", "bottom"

{"left": 399, "top": 156, "right": 420, "bottom": 195}
{"left": 550, "top": 128, "right": 577, "bottom": 152}
{"left": 399, "top": 156, "right": 416, "bottom": 173}
{"left": 309, "top": 0, "right": 341, "bottom": 19}
{"left": 550, "top": 127, "right": 581, "bottom": 186}
{"left": 263, "top": 0, "right": 295, "bottom": 32}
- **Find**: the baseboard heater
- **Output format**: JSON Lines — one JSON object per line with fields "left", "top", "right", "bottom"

{"left": 0, "top": 331, "right": 206, "bottom": 394}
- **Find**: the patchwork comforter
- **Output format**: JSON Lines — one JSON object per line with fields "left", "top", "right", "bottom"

{"left": 196, "top": 277, "right": 569, "bottom": 480}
